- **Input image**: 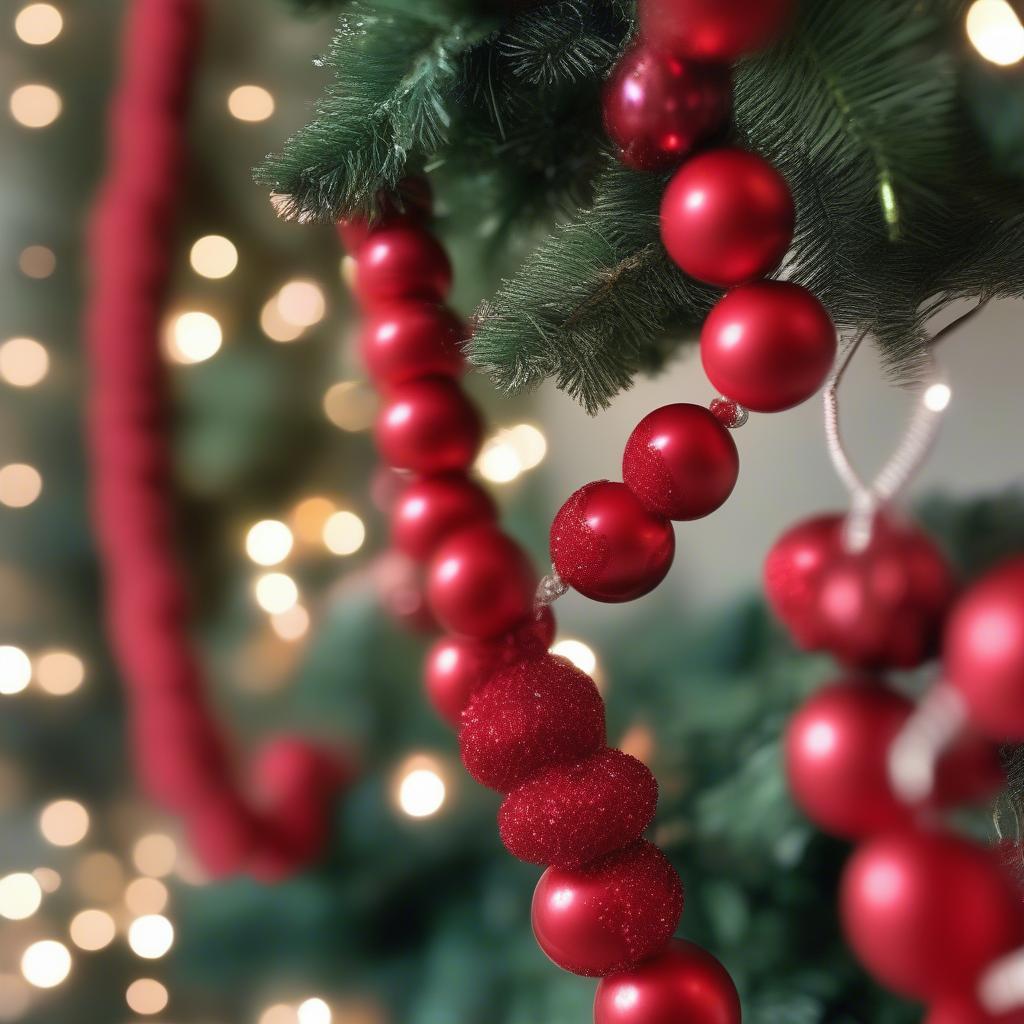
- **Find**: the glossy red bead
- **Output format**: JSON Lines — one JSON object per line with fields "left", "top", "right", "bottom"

{"left": 359, "top": 302, "right": 466, "bottom": 387}
{"left": 531, "top": 841, "right": 682, "bottom": 977}
{"left": 354, "top": 224, "right": 452, "bottom": 307}
{"left": 926, "top": 996, "right": 1024, "bottom": 1024}
{"left": 946, "top": 557, "right": 1024, "bottom": 740}
{"left": 700, "top": 282, "right": 836, "bottom": 412}
{"left": 427, "top": 524, "right": 537, "bottom": 639}
{"left": 375, "top": 377, "right": 482, "bottom": 474}
{"left": 392, "top": 474, "right": 496, "bottom": 562}
{"left": 660, "top": 148, "right": 795, "bottom": 287}
{"left": 336, "top": 176, "right": 433, "bottom": 252}
{"left": 550, "top": 481, "right": 675, "bottom": 603}
{"left": 594, "top": 939, "right": 742, "bottom": 1024}
{"left": 639, "top": 0, "right": 794, "bottom": 61}
{"left": 622, "top": 403, "right": 739, "bottom": 520}
{"left": 603, "top": 45, "right": 731, "bottom": 172}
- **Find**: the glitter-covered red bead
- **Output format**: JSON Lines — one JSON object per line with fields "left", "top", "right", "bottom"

{"left": 531, "top": 840, "right": 683, "bottom": 977}
{"left": 459, "top": 654, "right": 605, "bottom": 792}
{"left": 499, "top": 748, "right": 658, "bottom": 868}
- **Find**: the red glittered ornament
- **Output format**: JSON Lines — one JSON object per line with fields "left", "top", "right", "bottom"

{"left": 354, "top": 224, "right": 452, "bottom": 307}
{"left": 660, "top": 148, "right": 794, "bottom": 287}
{"left": 499, "top": 748, "right": 658, "bottom": 868}
{"left": 603, "top": 45, "right": 731, "bottom": 172}
{"left": 392, "top": 474, "right": 496, "bottom": 562}
{"left": 622, "top": 403, "right": 739, "bottom": 521}
{"left": 926, "top": 997, "right": 1024, "bottom": 1024}
{"left": 946, "top": 557, "right": 1024, "bottom": 740}
{"left": 550, "top": 481, "right": 675, "bottom": 603}
{"left": 639, "top": 0, "right": 794, "bottom": 61}
{"left": 460, "top": 653, "right": 605, "bottom": 792}
{"left": 701, "top": 282, "right": 836, "bottom": 413}
{"left": 375, "top": 377, "right": 483, "bottom": 475}
{"left": 359, "top": 302, "right": 466, "bottom": 387}
{"left": 841, "top": 828, "right": 1023, "bottom": 1000}
{"left": 531, "top": 841, "right": 682, "bottom": 977}
{"left": 594, "top": 938, "right": 742, "bottom": 1024}
{"left": 427, "top": 525, "right": 537, "bottom": 639}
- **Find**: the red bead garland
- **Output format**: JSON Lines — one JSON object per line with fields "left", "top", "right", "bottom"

{"left": 359, "top": 302, "right": 466, "bottom": 387}
{"left": 353, "top": 224, "right": 453, "bottom": 307}
{"left": 639, "top": 0, "right": 794, "bottom": 61}
{"left": 392, "top": 473, "right": 496, "bottom": 562}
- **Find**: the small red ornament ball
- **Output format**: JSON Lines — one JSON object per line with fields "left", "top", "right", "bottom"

{"left": 359, "top": 303, "right": 466, "bottom": 387}
{"left": 550, "top": 481, "right": 675, "bottom": 603}
{"left": 354, "top": 225, "right": 452, "bottom": 307}
{"left": 499, "top": 748, "right": 658, "bottom": 868}
{"left": 640, "top": 0, "right": 794, "bottom": 61}
{"left": 392, "top": 474, "right": 496, "bottom": 562}
{"left": 594, "top": 939, "right": 742, "bottom": 1024}
{"left": 531, "top": 841, "right": 683, "bottom": 977}
{"left": 622, "top": 403, "right": 739, "bottom": 521}
{"left": 603, "top": 45, "right": 731, "bottom": 172}
{"left": 661, "top": 149, "right": 794, "bottom": 287}
{"left": 841, "top": 828, "right": 1022, "bottom": 1000}
{"left": 375, "top": 377, "right": 483, "bottom": 474}
{"left": 427, "top": 525, "right": 537, "bottom": 639}
{"left": 926, "top": 996, "right": 1024, "bottom": 1024}
{"left": 460, "top": 654, "right": 605, "bottom": 792}
{"left": 701, "top": 282, "right": 836, "bottom": 412}
{"left": 946, "top": 557, "right": 1024, "bottom": 740}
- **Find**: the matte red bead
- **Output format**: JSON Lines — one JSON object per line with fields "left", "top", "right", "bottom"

{"left": 427, "top": 525, "right": 537, "bottom": 639}
{"left": 531, "top": 841, "right": 682, "bottom": 977}
{"left": 640, "top": 0, "right": 794, "bottom": 61}
{"left": 660, "top": 148, "right": 794, "bottom": 287}
{"left": 392, "top": 474, "right": 496, "bottom": 562}
{"left": 499, "top": 748, "right": 658, "bottom": 868}
{"left": 354, "top": 224, "right": 452, "bottom": 307}
{"left": 622, "top": 403, "right": 739, "bottom": 520}
{"left": 375, "top": 377, "right": 483, "bottom": 474}
{"left": 460, "top": 654, "right": 605, "bottom": 792}
{"left": 700, "top": 281, "right": 836, "bottom": 412}
{"left": 359, "top": 302, "right": 466, "bottom": 387}
{"left": 550, "top": 481, "right": 675, "bottom": 603}
{"left": 603, "top": 45, "right": 731, "bottom": 172}
{"left": 594, "top": 939, "right": 742, "bottom": 1024}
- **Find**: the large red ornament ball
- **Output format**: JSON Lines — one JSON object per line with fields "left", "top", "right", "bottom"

{"left": 375, "top": 377, "right": 483, "bottom": 474}
{"left": 427, "top": 525, "right": 537, "bottom": 639}
{"left": 622, "top": 403, "right": 739, "bottom": 521}
{"left": 603, "top": 45, "right": 731, "bottom": 172}
{"left": 841, "top": 828, "right": 1022, "bottom": 1000}
{"left": 359, "top": 302, "right": 466, "bottom": 387}
{"left": 550, "top": 481, "right": 675, "bottom": 603}
{"left": 594, "top": 939, "right": 742, "bottom": 1024}
{"left": 640, "top": 0, "right": 794, "bottom": 61}
{"left": 660, "top": 149, "right": 795, "bottom": 287}
{"left": 460, "top": 654, "right": 605, "bottom": 792}
{"left": 354, "top": 224, "right": 452, "bottom": 307}
{"left": 499, "top": 748, "right": 658, "bottom": 868}
{"left": 701, "top": 282, "right": 837, "bottom": 412}
{"left": 531, "top": 841, "right": 683, "bottom": 977}
{"left": 392, "top": 474, "right": 496, "bottom": 562}
{"left": 946, "top": 557, "right": 1024, "bottom": 740}
{"left": 926, "top": 997, "right": 1024, "bottom": 1024}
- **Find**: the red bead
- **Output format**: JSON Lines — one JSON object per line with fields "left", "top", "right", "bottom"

{"left": 354, "top": 225, "right": 452, "bottom": 307}
{"left": 700, "top": 282, "right": 836, "bottom": 412}
{"left": 336, "top": 176, "right": 433, "bottom": 252}
{"left": 460, "top": 654, "right": 605, "bottom": 792}
{"left": 550, "top": 481, "right": 675, "bottom": 603}
{"left": 427, "top": 524, "right": 537, "bottom": 639}
{"left": 374, "top": 550, "right": 437, "bottom": 633}
{"left": 946, "top": 557, "right": 1024, "bottom": 740}
{"left": 639, "top": 0, "right": 794, "bottom": 61}
{"left": 841, "top": 828, "right": 1022, "bottom": 1000}
{"left": 594, "top": 939, "right": 742, "bottom": 1024}
{"left": 392, "top": 474, "right": 496, "bottom": 562}
{"left": 927, "top": 996, "right": 1024, "bottom": 1024}
{"left": 359, "top": 302, "right": 466, "bottom": 387}
{"left": 660, "top": 148, "right": 794, "bottom": 287}
{"left": 531, "top": 841, "right": 682, "bottom": 977}
{"left": 375, "top": 377, "right": 483, "bottom": 474}
{"left": 499, "top": 748, "right": 658, "bottom": 868}
{"left": 603, "top": 45, "right": 731, "bottom": 172}
{"left": 622, "top": 403, "right": 739, "bottom": 521}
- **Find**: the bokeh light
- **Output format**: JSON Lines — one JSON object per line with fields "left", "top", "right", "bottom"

{"left": 550, "top": 638, "right": 598, "bottom": 676}
{"left": 190, "top": 235, "right": 238, "bottom": 279}
{"left": 271, "top": 605, "right": 310, "bottom": 642}
{"left": 0, "top": 873, "right": 42, "bottom": 920}
{"left": 924, "top": 382, "right": 953, "bottom": 412}
{"left": 126, "top": 978, "right": 169, "bottom": 1015}
{"left": 164, "top": 311, "right": 223, "bottom": 364}
{"left": 10, "top": 84, "right": 61, "bottom": 127}
{"left": 323, "top": 510, "right": 365, "bottom": 556}
{"left": 69, "top": 909, "right": 116, "bottom": 951}
{"left": 18, "top": 245, "right": 56, "bottom": 278}
{"left": 396, "top": 758, "right": 447, "bottom": 819}
{"left": 259, "top": 1005, "right": 298, "bottom": 1024}
{"left": 246, "top": 520, "right": 294, "bottom": 566}
{"left": 39, "top": 799, "right": 89, "bottom": 846}
{"left": 260, "top": 298, "right": 304, "bottom": 342}
{"left": 298, "top": 997, "right": 332, "bottom": 1024}
{"left": 276, "top": 280, "right": 326, "bottom": 327}
{"left": 0, "top": 974, "right": 31, "bottom": 1021}
{"left": 125, "top": 877, "right": 169, "bottom": 915}
{"left": 20, "top": 940, "right": 71, "bottom": 988}
{"left": 477, "top": 423, "right": 547, "bottom": 483}
{"left": 228, "top": 85, "right": 275, "bottom": 122}
{"left": 74, "top": 852, "right": 123, "bottom": 902}
{"left": 292, "top": 496, "right": 336, "bottom": 544}
{"left": 35, "top": 650, "right": 84, "bottom": 696}
{"left": 132, "top": 834, "right": 177, "bottom": 878}
{"left": 32, "top": 868, "right": 60, "bottom": 893}
{"left": 323, "top": 380, "right": 378, "bottom": 431}
{"left": 14, "top": 4, "right": 63, "bottom": 45}
{"left": 0, "top": 646, "right": 32, "bottom": 695}
{"left": 127, "top": 914, "right": 174, "bottom": 959}
{"left": 967, "top": 0, "right": 1024, "bottom": 64}
{"left": 0, "top": 338, "right": 49, "bottom": 387}
{"left": 0, "top": 464, "right": 43, "bottom": 508}
{"left": 254, "top": 573, "right": 299, "bottom": 614}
